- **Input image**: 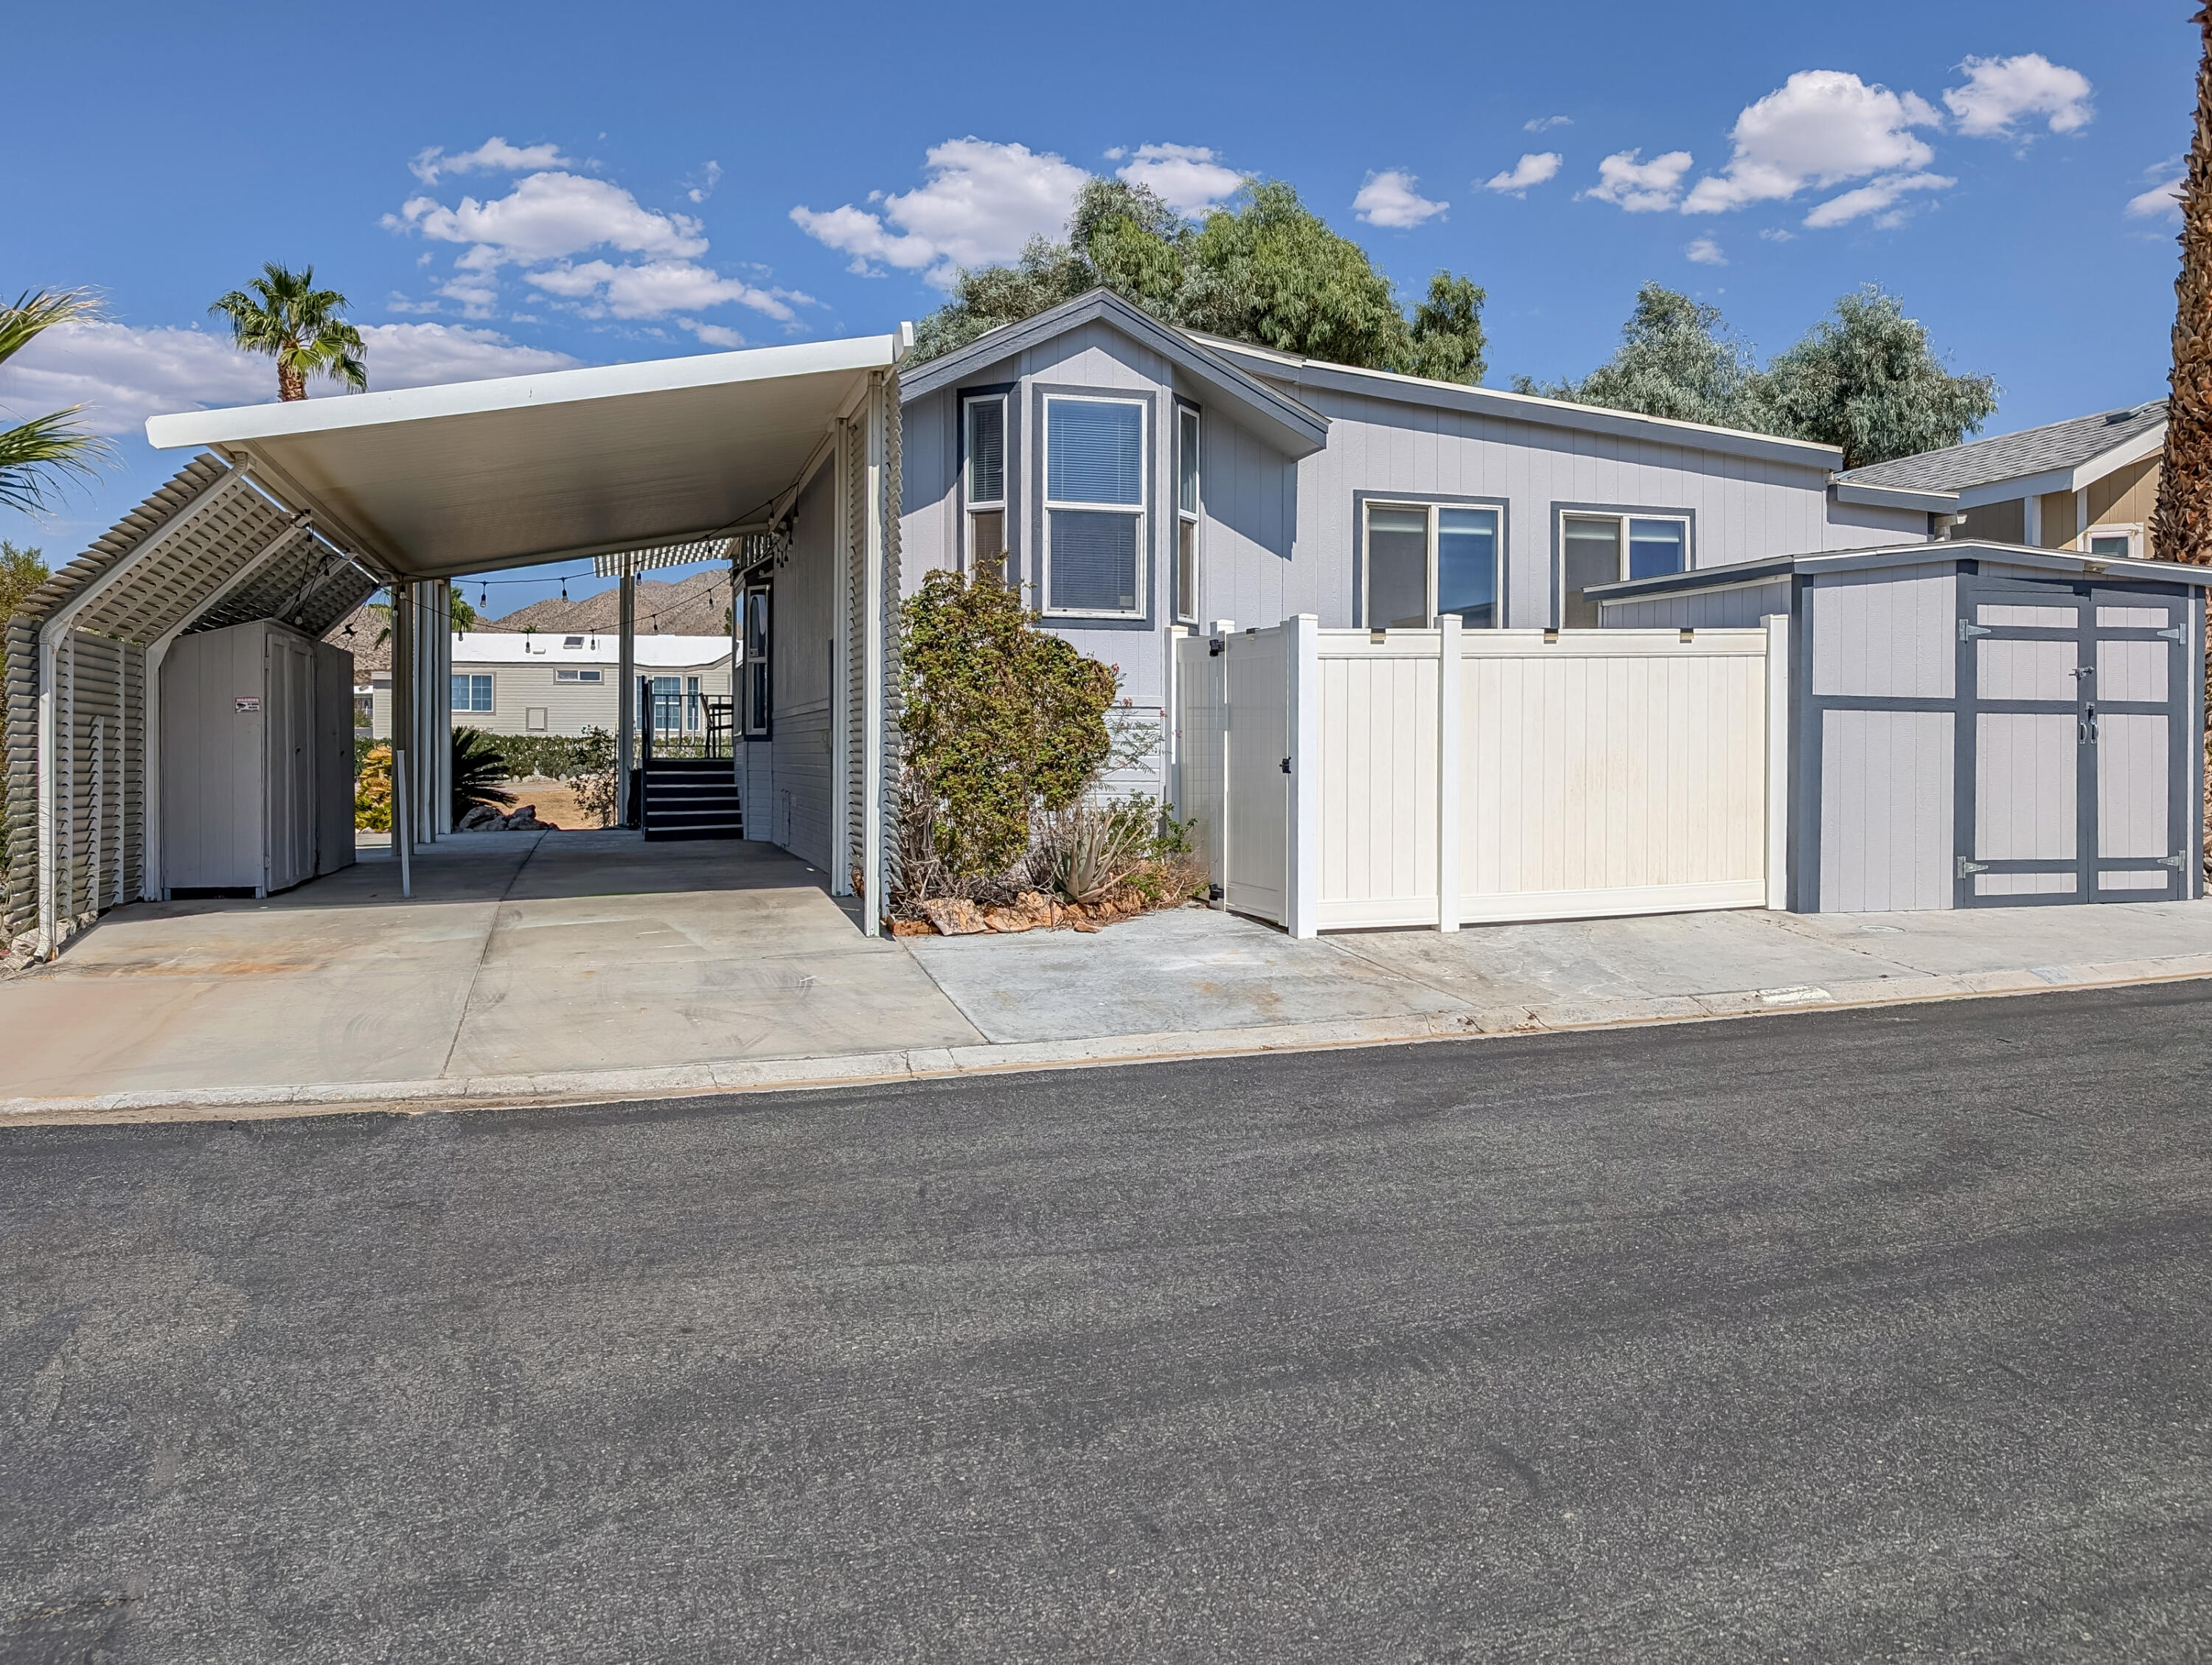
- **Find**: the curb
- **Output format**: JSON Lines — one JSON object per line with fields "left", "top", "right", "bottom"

{"left": 8, "top": 953, "right": 2212, "bottom": 1126}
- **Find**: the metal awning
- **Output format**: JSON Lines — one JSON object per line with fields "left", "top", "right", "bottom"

{"left": 144, "top": 333, "right": 904, "bottom": 580}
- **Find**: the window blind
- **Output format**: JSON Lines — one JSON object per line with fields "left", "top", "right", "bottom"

{"left": 1048, "top": 400, "right": 1143, "bottom": 504}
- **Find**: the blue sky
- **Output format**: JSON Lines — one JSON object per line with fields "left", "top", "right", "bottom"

{"left": 1, "top": 0, "right": 2192, "bottom": 612}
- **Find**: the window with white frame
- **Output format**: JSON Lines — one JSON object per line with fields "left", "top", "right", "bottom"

{"left": 554, "top": 668, "right": 602, "bottom": 684}
{"left": 1175, "top": 405, "right": 1201, "bottom": 624}
{"left": 1363, "top": 501, "right": 1503, "bottom": 630}
{"left": 741, "top": 583, "right": 771, "bottom": 737}
{"left": 2084, "top": 524, "right": 2140, "bottom": 560}
{"left": 451, "top": 672, "right": 493, "bottom": 712}
{"left": 962, "top": 392, "right": 1008, "bottom": 574}
{"left": 1044, "top": 394, "right": 1145, "bottom": 615}
{"left": 1559, "top": 512, "right": 1689, "bottom": 627}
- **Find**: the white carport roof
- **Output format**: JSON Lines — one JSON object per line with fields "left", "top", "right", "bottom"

{"left": 145, "top": 333, "right": 905, "bottom": 581}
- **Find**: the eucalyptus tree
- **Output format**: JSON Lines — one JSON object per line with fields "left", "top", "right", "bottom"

{"left": 209, "top": 263, "right": 367, "bottom": 401}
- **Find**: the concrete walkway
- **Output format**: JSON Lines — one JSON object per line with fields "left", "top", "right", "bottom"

{"left": 4, "top": 832, "right": 2209, "bottom": 1120}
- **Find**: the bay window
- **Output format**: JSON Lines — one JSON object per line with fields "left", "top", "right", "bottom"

{"left": 1362, "top": 501, "right": 1503, "bottom": 629}
{"left": 1044, "top": 394, "right": 1146, "bottom": 616}
{"left": 1175, "top": 405, "right": 1201, "bottom": 624}
{"left": 961, "top": 392, "right": 1007, "bottom": 574}
{"left": 1559, "top": 512, "right": 1689, "bottom": 627}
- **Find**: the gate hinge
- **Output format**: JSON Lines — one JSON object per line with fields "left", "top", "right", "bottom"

{"left": 1956, "top": 856, "right": 1989, "bottom": 877}
{"left": 1958, "top": 620, "right": 1992, "bottom": 642}
{"left": 2163, "top": 852, "right": 2188, "bottom": 870}
{"left": 1207, "top": 636, "right": 1225, "bottom": 658}
{"left": 2158, "top": 625, "right": 2186, "bottom": 642}
{"left": 1279, "top": 757, "right": 1293, "bottom": 775}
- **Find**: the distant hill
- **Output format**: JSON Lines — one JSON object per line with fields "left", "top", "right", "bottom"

{"left": 323, "top": 605, "right": 390, "bottom": 672}
{"left": 481, "top": 569, "right": 733, "bottom": 638}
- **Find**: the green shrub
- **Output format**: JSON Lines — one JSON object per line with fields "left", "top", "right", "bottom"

{"left": 897, "top": 562, "right": 1118, "bottom": 891}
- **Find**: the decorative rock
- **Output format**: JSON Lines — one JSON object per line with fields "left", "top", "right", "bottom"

{"left": 888, "top": 917, "right": 936, "bottom": 937}
{"left": 457, "top": 804, "right": 501, "bottom": 832}
{"left": 921, "top": 897, "right": 989, "bottom": 936}
{"left": 981, "top": 908, "right": 1034, "bottom": 934}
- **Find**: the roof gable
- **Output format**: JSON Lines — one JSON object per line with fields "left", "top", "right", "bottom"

{"left": 896, "top": 289, "right": 1328, "bottom": 457}
{"left": 1834, "top": 401, "right": 2167, "bottom": 496}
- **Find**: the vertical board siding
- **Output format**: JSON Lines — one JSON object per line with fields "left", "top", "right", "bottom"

{"left": 1809, "top": 566, "right": 1955, "bottom": 699}
{"left": 1599, "top": 580, "right": 1792, "bottom": 630}
{"left": 2098, "top": 713, "right": 2169, "bottom": 858}
{"left": 1316, "top": 644, "right": 1439, "bottom": 916}
{"left": 1223, "top": 631, "right": 1289, "bottom": 922}
{"left": 1975, "top": 713, "right": 2077, "bottom": 861}
{"left": 2097, "top": 639, "right": 2168, "bottom": 704}
{"left": 1173, "top": 636, "right": 1228, "bottom": 878}
{"left": 1819, "top": 709, "right": 1954, "bottom": 911}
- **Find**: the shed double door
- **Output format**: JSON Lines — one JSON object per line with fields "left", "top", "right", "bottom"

{"left": 265, "top": 632, "right": 317, "bottom": 894}
{"left": 1958, "top": 578, "right": 2195, "bottom": 906}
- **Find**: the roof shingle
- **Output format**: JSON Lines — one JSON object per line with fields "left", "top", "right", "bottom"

{"left": 1834, "top": 400, "right": 2166, "bottom": 493}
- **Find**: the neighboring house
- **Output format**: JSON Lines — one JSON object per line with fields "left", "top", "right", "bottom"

{"left": 878, "top": 289, "right": 1930, "bottom": 798}
{"left": 366, "top": 630, "right": 734, "bottom": 741}
{"left": 1832, "top": 400, "right": 2167, "bottom": 560}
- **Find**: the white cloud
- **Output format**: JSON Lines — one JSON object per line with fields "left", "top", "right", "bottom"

{"left": 680, "top": 319, "right": 748, "bottom": 349}
{"left": 2126, "top": 157, "right": 2185, "bottom": 220}
{"left": 687, "top": 161, "right": 723, "bottom": 204}
{"left": 790, "top": 138, "right": 1089, "bottom": 287}
{"left": 1353, "top": 170, "right": 1447, "bottom": 228}
{"left": 410, "top": 136, "right": 574, "bottom": 186}
{"left": 388, "top": 170, "right": 709, "bottom": 268}
{"left": 1683, "top": 71, "right": 1940, "bottom": 215}
{"left": 1582, "top": 150, "right": 1694, "bottom": 212}
{"left": 1944, "top": 53, "right": 2093, "bottom": 139}
{"left": 1115, "top": 142, "right": 1244, "bottom": 215}
{"left": 0, "top": 321, "right": 576, "bottom": 434}
{"left": 523, "top": 258, "right": 799, "bottom": 321}
{"left": 1525, "top": 114, "right": 1572, "bottom": 133}
{"left": 1484, "top": 152, "right": 1563, "bottom": 195}
{"left": 1759, "top": 226, "right": 1795, "bottom": 242}
{"left": 1685, "top": 235, "right": 1727, "bottom": 265}
{"left": 1802, "top": 170, "right": 1954, "bottom": 228}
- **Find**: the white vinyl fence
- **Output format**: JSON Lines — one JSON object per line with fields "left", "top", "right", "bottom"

{"left": 1173, "top": 616, "right": 1790, "bottom": 936}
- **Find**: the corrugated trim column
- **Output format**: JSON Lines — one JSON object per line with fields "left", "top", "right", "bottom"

{"left": 879, "top": 369, "right": 903, "bottom": 918}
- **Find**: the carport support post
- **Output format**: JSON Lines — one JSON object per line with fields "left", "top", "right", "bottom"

{"left": 617, "top": 568, "right": 636, "bottom": 828}
{"left": 1285, "top": 613, "right": 1321, "bottom": 940}
{"left": 392, "top": 581, "right": 413, "bottom": 898}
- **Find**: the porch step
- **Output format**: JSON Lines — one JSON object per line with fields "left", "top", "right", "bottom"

{"left": 639, "top": 758, "right": 742, "bottom": 841}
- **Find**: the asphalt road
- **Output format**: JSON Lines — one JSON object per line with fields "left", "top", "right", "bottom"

{"left": 5, "top": 982, "right": 2212, "bottom": 1664}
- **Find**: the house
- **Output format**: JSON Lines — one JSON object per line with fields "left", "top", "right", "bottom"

{"left": 1832, "top": 400, "right": 2167, "bottom": 559}
{"left": 364, "top": 630, "right": 735, "bottom": 742}
{"left": 882, "top": 289, "right": 1935, "bottom": 799}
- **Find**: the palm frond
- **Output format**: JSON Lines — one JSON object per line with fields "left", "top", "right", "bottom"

{"left": 0, "top": 289, "right": 102, "bottom": 370}
{"left": 0, "top": 409, "right": 114, "bottom": 514}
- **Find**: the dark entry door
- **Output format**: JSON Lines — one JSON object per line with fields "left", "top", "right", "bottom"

{"left": 1956, "top": 578, "right": 2193, "bottom": 906}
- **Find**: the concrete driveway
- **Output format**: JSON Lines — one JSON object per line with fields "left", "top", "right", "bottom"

{"left": 0, "top": 833, "right": 982, "bottom": 1099}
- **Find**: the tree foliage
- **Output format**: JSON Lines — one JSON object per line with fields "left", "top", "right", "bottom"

{"left": 449, "top": 727, "right": 517, "bottom": 821}
{"left": 1520, "top": 282, "right": 1997, "bottom": 468}
{"left": 210, "top": 263, "right": 368, "bottom": 402}
{"left": 0, "top": 540, "right": 49, "bottom": 624}
{"left": 2152, "top": 4, "right": 2212, "bottom": 567}
{"left": 898, "top": 560, "right": 1119, "bottom": 881}
{"left": 911, "top": 178, "right": 1488, "bottom": 384}
{"left": 0, "top": 292, "right": 114, "bottom": 514}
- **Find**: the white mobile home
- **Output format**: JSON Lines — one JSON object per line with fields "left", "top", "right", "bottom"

{"left": 366, "top": 631, "right": 735, "bottom": 741}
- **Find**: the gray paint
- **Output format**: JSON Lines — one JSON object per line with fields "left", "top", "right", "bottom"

{"left": 1599, "top": 580, "right": 1792, "bottom": 629}
{"left": 745, "top": 461, "right": 840, "bottom": 867}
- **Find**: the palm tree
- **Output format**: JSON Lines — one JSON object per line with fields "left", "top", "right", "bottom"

{"left": 0, "top": 290, "right": 114, "bottom": 514}
{"left": 209, "top": 263, "right": 367, "bottom": 401}
{"left": 2154, "top": 6, "right": 2212, "bottom": 567}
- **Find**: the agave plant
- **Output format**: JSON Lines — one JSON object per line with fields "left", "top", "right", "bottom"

{"left": 451, "top": 727, "right": 518, "bottom": 822}
{"left": 0, "top": 290, "right": 114, "bottom": 515}
{"left": 1041, "top": 797, "right": 1154, "bottom": 905}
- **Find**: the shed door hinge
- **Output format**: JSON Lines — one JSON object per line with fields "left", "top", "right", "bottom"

{"left": 1957, "top": 856, "right": 1989, "bottom": 877}
{"left": 2163, "top": 852, "right": 2188, "bottom": 870}
{"left": 1958, "top": 620, "right": 1992, "bottom": 642}
{"left": 1279, "top": 757, "right": 1293, "bottom": 774}
{"left": 2158, "top": 625, "right": 2186, "bottom": 642}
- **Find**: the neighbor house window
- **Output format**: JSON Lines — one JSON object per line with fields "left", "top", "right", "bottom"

{"left": 650, "top": 676, "right": 682, "bottom": 734}
{"left": 1559, "top": 512, "right": 1690, "bottom": 627}
{"left": 1044, "top": 394, "right": 1145, "bottom": 616}
{"left": 553, "top": 668, "right": 602, "bottom": 684}
{"left": 742, "top": 583, "right": 771, "bottom": 737}
{"left": 1362, "top": 501, "right": 1503, "bottom": 630}
{"left": 1175, "top": 405, "right": 1201, "bottom": 624}
{"left": 2084, "top": 525, "right": 2140, "bottom": 560}
{"left": 963, "top": 393, "right": 1007, "bottom": 574}
{"left": 451, "top": 673, "right": 493, "bottom": 712}
{"left": 685, "top": 675, "right": 702, "bottom": 731}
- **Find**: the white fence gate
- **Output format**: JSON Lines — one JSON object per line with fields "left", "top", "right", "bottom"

{"left": 1175, "top": 616, "right": 1789, "bottom": 936}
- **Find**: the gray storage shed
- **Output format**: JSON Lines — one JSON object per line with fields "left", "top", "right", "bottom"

{"left": 1590, "top": 540, "right": 2211, "bottom": 913}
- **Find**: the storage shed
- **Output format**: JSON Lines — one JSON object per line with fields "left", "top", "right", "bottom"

{"left": 1589, "top": 540, "right": 2211, "bottom": 912}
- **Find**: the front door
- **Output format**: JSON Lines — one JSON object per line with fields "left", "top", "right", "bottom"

{"left": 1957, "top": 578, "right": 2194, "bottom": 906}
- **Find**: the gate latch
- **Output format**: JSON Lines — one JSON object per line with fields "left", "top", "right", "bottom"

{"left": 1958, "top": 620, "right": 1992, "bottom": 642}
{"left": 1208, "top": 636, "right": 1225, "bottom": 658}
{"left": 1279, "top": 757, "right": 1293, "bottom": 775}
{"left": 1957, "top": 856, "right": 1990, "bottom": 877}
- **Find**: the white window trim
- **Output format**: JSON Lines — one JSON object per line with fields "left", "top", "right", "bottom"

{"left": 961, "top": 392, "right": 1009, "bottom": 574}
{"left": 1175, "top": 404, "right": 1202, "bottom": 625}
{"left": 451, "top": 672, "right": 494, "bottom": 714}
{"left": 2080, "top": 521, "right": 2143, "bottom": 560}
{"left": 1362, "top": 499, "right": 1506, "bottom": 628}
{"left": 1042, "top": 393, "right": 1148, "bottom": 620}
{"left": 1558, "top": 510, "right": 1694, "bottom": 583}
